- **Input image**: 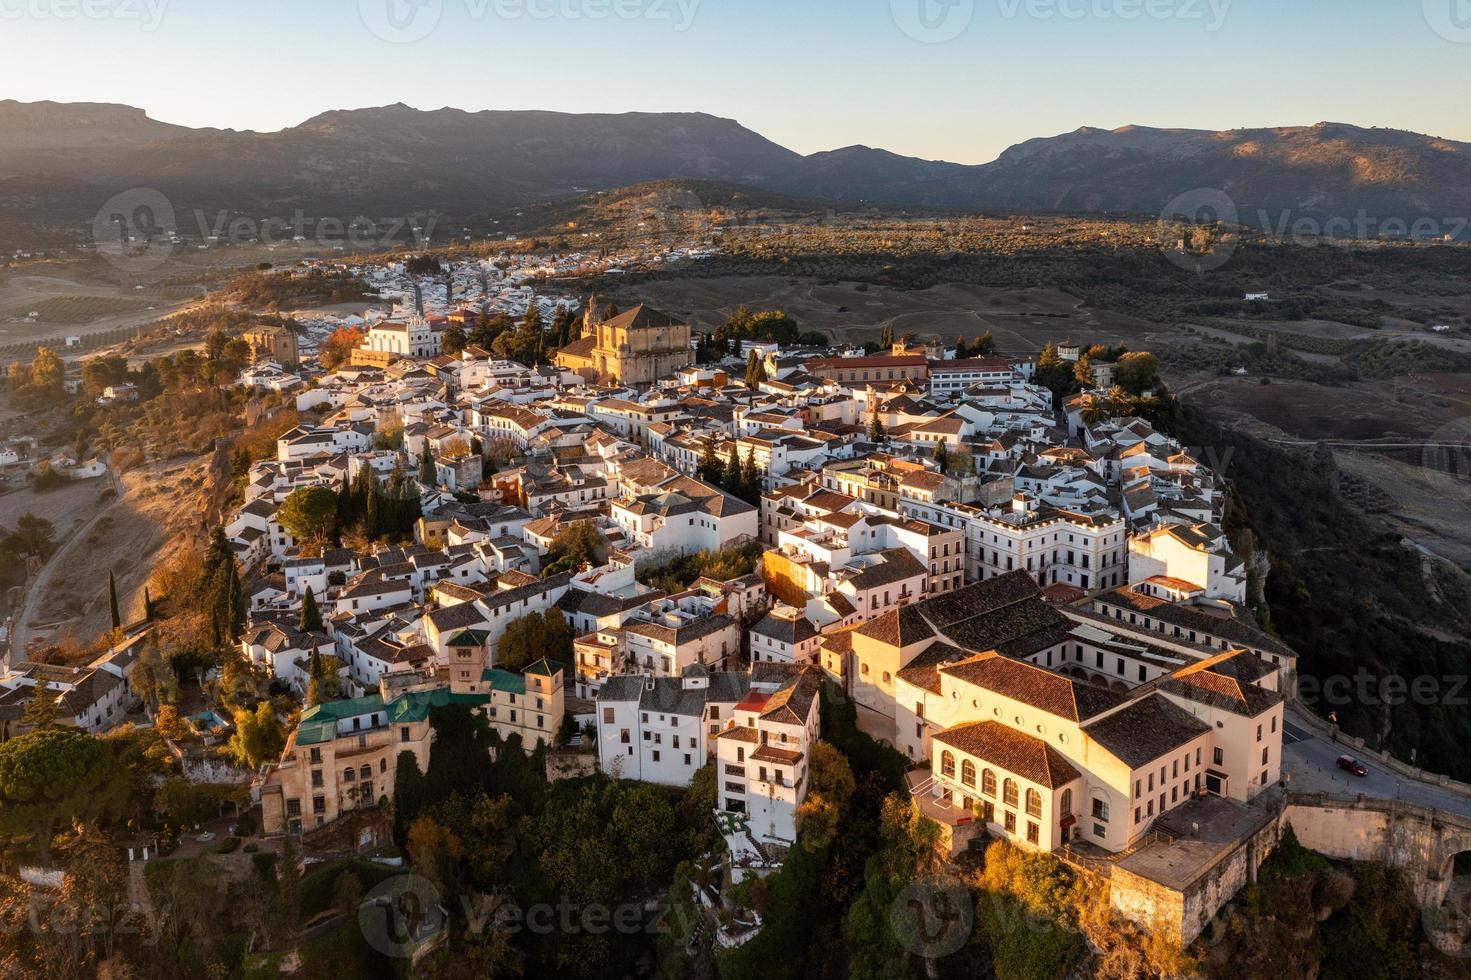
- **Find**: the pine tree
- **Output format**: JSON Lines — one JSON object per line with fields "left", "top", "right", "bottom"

{"left": 299, "top": 586, "right": 322, "bottom": 633}
{"left": 21, "top": 678, "right": 60, "bottom": 729}
{"left": 954, "top": 336, "right": 969, "bottom": 359}
{"left": 879, "top": 324, "right": 893, "bottom": 350}
{"left": 869, "top": 414, "right": 886, "bottom": 443}
{"left": 107, "top": 571, "right": 121, "bottom": 630}
{"left": 933, "top": 439, "right": 950, "bottom": 475}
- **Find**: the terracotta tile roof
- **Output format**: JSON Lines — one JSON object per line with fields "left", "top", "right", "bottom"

{"left": 940, "top": 652, "right": 1125, "bottom": 722}
{"left": 933, "top": 721, "right": 1081, "bottom": 788}
{"left": 1081, "top": 694, "right": 1211, "bottom": 768}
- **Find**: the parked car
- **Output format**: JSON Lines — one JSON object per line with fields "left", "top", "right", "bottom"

{"left": 1336, "top": 754, "right": 1368, "bottom": 777}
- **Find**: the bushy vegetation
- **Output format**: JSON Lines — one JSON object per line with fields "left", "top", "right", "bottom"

{"left": 636, "top": 540, "right": 763, "bottom": 595}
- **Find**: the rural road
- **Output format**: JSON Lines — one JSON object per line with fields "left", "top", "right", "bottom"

{"left": 7, "top": 464, "right": 124, "bottom": 663}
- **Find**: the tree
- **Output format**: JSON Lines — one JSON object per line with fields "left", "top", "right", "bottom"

{"left": 21, "top": 678, "right": 60, "bottom": 730}
{"left": 869, "top": 414, "right": 886, "bottom": 443}
{"left": 545, "top": 521, "right": 606, "bottom": 573}
{"left": 698, "top": 437, "right": 723, "bottom": 484}
{"left": 299, "top": 586, "right": 323, "bottom": 633}
{"left": 745, "top": 349, "right": 767, "bottom": 389}
{"left": 154, "top": 704, "right": 189, "bottom": 742}
{"left": 971, "top": 331, "right": 997, "bottom": 356}
{"left": 419, "top": 441, "right": 437, "bottom": 486}
{"left": 277, "top": 485, "right": 339, "bottom": 542}
{"left": 933, "top": 438, "right": 950, "bottom": 475}
{"left": 30, "top": 346, "right": 65, "bottom": 392}
{"left": 226, "top": 701, "right": 284, "bottom": 770}
{"left": 441, "top": 322, "right": 467, "bottom": 356}
{"left": 740, "top": 446, "right": 763, "bottom": 504}
{"left": 0, "top": 728, "right": 128, "bottom": 863}
{"left": 497, "top": 611, "right": 573, "bottom": 672}
{"left": 1115, "top": 350, "right": 1161, "bottom": 395}
{"left": 320, "top": 326, "right": 365, "bottom": 370}
{"left": 721, "top": 446, "right": 743, "bottom": 497}
{"left": 108, "top": 571, "right": 121, "bottom": 630}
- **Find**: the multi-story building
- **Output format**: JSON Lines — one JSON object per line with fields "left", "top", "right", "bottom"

{"left": 1128, "top": 522, "right": 1246, "bottom": 602}
{"left": 714, "top": 669, "right": 822, "bottom": 846}
{"left": 839, "top": 571, "right": 1285, "bottom": 857}
{"left": 557, "top": 301, "right": 693, "bottom": 386}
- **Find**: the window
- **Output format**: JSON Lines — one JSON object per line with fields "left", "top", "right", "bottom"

{"left": 982, "top": 769, "right": 996, "bottom": 798}
{"left": 940, "top": 750, "right": 956, "bottom": 778}
{"left": 1003, "top": 779, "right": 1018, "bottom": 808}
{"left": 603, "top": 707, "right": 615, "bottom": 724}
{"left": 961, "top": 760, "right": 976, "bottom": 788}
{"left": 1004, "top": 811, "right": 1017, "bottom": 833}
{"left": 1092, "top": 798, "right": 1109, "bottom": 822}
{"left": 1213, "top": 747, "right": 1224, "bottom": 766}
{"left": 1026, "top": 822, "right": 1039, "bottom": 845}
{"left": 1025, "top": 789, "right": 1042, "bottom": 819}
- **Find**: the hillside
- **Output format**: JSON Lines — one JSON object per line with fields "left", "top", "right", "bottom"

{"left": 1, "top": 103, "right": 1469, "bottom": 243}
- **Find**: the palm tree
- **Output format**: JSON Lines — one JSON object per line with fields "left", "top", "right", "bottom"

{"left": 1079, "top": 394, "right": 1106, "bottom": 426}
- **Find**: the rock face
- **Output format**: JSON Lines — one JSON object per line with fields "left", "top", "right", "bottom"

{"left": 2, "top": 102, "right": 1468, "bottom": 234}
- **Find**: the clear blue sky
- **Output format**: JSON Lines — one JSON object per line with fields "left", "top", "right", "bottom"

{"left": 1, "top": 0, "right": 1467, "bottom": 163}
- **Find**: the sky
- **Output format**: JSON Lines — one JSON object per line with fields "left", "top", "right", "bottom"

{"left": 1, "top": 0, "right": 1468, "bottom": 164}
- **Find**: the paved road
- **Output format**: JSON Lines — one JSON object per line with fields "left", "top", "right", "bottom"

{"left": 1281, "top": 709, "right": 1471, "bottom": 818}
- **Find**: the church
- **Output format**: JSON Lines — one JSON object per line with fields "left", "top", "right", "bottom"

{"left": 556, "top": 295, "right": 694, "bottom": 386}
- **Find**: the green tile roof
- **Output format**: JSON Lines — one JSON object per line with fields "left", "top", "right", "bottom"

{"left": 482, "top": 669, "right": 526, "bottom": 696}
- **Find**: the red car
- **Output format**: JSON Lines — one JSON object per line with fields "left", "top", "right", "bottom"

{"left": 1336, "top": 754, "right": 1368, "bottom": 777}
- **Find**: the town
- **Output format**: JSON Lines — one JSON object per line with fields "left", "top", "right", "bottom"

{"left": 0, "top": 253, "right": 1325, "bottom": 961}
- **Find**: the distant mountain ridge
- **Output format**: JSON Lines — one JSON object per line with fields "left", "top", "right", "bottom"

{"left": 1, "top": 101, "right": 1468, "bottom": 238}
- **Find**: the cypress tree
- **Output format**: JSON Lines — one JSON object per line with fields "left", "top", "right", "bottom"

{"left": 741, "top": 446, "right": 762, "bottom": 504}
{"left": 299, "top": 586, "right": 323, "bottom": 633}
{"left": 418, "top": 442, "right": 436, "bottom": 486}
{"left": 108, "top": 571, "right": 121, "bottom": 630}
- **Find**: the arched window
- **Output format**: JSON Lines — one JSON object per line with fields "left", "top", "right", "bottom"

{"left": 982, "top": 769, "right": 997, "bottom": 798}
{"left": 1026, "top": 788, "right": 1042, "bottom": 818}
{"left": 940, "top": 750, "right": 956, "bottom": 778}
{"left": 342, "top": 768, "right": 355, "bottom": 782}
{"left": 1003, "top": 778, "right": 1018, "bottom": 808}
{"left": 961, "top": 759, "right": 976, "bottom": 788}
{"left": 1060, "top": 788, "right": 1073, "bottom": 817}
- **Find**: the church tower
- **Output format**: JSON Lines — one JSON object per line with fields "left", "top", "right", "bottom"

{"left": 582, "top": 293, "right": 603, "bottom": 338}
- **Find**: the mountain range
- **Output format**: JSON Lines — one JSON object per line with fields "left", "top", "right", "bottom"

{"left": 2, "top": 100, "right": 1469, "bottom": 240}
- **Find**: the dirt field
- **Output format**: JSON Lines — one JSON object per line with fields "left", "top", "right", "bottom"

{"left": 23, "top": 458, "right": 209, "bottom": 646}
{"left": 605, "top": 276, "right": 1169, "bottom": 351}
